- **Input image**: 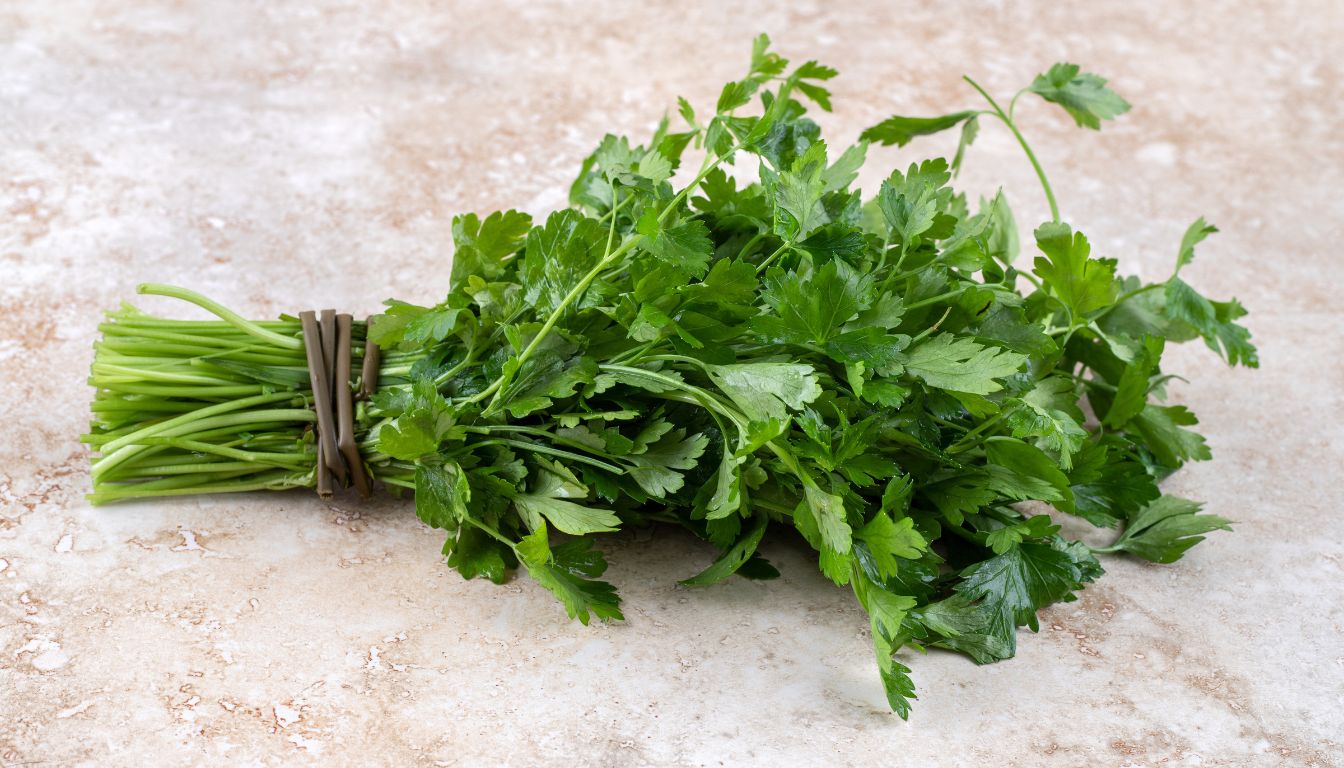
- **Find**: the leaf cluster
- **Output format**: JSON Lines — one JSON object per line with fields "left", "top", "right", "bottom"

{"left": 363, "top": 38, "right": 1254, "bottom": 716}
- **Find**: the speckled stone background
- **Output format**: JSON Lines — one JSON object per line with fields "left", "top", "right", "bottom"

{"left": 2, "top": 1, "right": 1341, "bottom": 766}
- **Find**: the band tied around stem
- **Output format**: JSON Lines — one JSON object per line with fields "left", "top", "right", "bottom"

{"left": 299, "top": 310, "right": 377, "bottom": 499}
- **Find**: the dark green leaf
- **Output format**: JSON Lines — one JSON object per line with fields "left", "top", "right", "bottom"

{"left": 1105, "top": 496, "right": 1232, "bottom": 563}
{"left": 860, "top": 111, "right": 978, "bottom": 147}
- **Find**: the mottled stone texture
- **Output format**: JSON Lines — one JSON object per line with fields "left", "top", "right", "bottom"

{"left": 1, "top": 1, "right": 1341, "bottom": 766}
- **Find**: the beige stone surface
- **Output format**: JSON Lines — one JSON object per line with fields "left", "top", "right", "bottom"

{"left": 2, "top": 1, "right": 1342, "bottom": 765}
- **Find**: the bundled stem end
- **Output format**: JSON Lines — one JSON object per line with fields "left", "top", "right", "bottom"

{"left": 85, "top": 297, "right": 418, "bottom": 505}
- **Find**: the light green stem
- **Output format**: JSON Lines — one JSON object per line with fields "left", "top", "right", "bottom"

{"left": 963, "top": 78, "right": 1060, "bottom": 224}
{"left": 138, "top": 284, "right": 303, "bottom": 349}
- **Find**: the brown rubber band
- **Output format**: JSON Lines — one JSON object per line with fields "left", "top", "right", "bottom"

{"left": 315, "top": 442, "right": 333, "bottom": 499}
{"left": 302, "top": 310, "right": 375, "bottom": 500}
{"left": 335, "top": 314, "right": 371, "bottom": 498}
{"left": 319, "top": 309, "right": 336, "bottom": 391}
{"left": 317, "top": 309, "right": 345, "bottom": 482}
{"left": 359, "top": 324, "right": 381, "bottom": 401}
{"left": 301, "top": 310, "right": 346, "bottom": 497}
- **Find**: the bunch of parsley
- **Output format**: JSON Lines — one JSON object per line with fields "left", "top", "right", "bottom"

{"left": 89, "top": 38, "right": 1255, "bottom": 717}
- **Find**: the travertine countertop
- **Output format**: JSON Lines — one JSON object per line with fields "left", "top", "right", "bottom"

{"left": 2, "top": 2, "right": 1341, "bottom": 766}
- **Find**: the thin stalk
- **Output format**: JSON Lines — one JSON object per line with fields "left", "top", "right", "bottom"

{"left": 129, "top": 436, "right": 311, "bottom": 463}
{"left": 93, "top": 409, "right": 316, "bottom": 478}
{"left": 738, "top": 230, "right": 768, "bottom": 260}
{"left": 947, "top": 410, "right": 1011, "bottom": 453}
{"left": 89, "top": 472, "right": 308, "bottom": 504}
{"left": 467, "top": 438, "right": 624, "bottom": 474}
{"left": 137, "top": 284, "right": 303, "bottom": 350}
{"left": 909, "top": 308, "right": 953, "bottom": 343}
{"left": 963, "top": 76, "right": 1060, "bottom": 224}
{"left": 903, "top": 288, "right": 965, "bottom": 312}
{"left": 755, "top": 242, "right": 790, "bottom": 274}
{"left": 97, "top": 391, "right": 304, "bottom": 454}
{"left": 477, "top": 144, "right": 738, "bottom": 416}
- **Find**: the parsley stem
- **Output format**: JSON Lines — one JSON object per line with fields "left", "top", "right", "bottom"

{"left": 137, "top": 283, "right": 303, "bottom": 350}
{"left": 464, "top": 425, "right": 625, "bottom": 461}
{"left": 1063, "top": 371, "right": 1118, "bottom": 393}
{"left": 963, "top": 76, "right": 1061, "bottom": 224}
{"left": 909, "top": 308, "right": 953, "bottom": 343}
{"left": 930, "top": 416, "right": 969, "bottom": 432}
{"left": 657, "top": 142, "right": 737, "bottom": 226}
{"left": 947, "top": 409, "right": 1009, "bottom": 453}
{"left": 642, "top": 353, "right": 707, "bottom": 369}
{"left": 611, "top": 339, "right": 660, "bottom": 365}
{"left": 468, "top": 438, "right": 624, "bottom": 474}
{"left": 602, "top": 365, "right": 743, "bottom": 425}
{"left": 1091, "top": 282, "right": 1164, "bottom": 324}
{"left": 479, "top": 145, "right": 738, "bottom": 416}
{"left": 755, "top": 242, "right": 791, "bottom": 273}
{"left": 903, "top": 288, "right": 964, "bottom": 312}
{"left": 474, "top": 234, "right": 638, "bottom": 413}
{"left": 739, "top": 230, "right": 768, "bottom": 260}
{"left": 465, "top": 516, "right": 519, "bottom": 551}
{"left": 433, "top": 348, "right": 478, "bottom": 387}
{"left": 95, "top": 391, "right": 304, "bottom": 455}
{"left": 604, "top": 179, "right": 621, "bottom": 257}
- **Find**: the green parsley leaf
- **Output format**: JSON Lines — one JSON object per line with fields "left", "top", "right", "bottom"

{"left": 755, "top": 258, "right": 874, "bottom": 346}
{"left": 1033, "top": 222, "right": 1117, "bottom": 320}
{"left": 902, "top": 333, "right": 1028, "bottom": 395}
{"left": 450, "top": 210, "right": 533, "bottom": 288}
{"left": 1027, "top": 63, "right": 1131, "bottom": 130}
{"left": 1102, "top": 496, "right": 1232, "bottom": 563}
{"left": 860, "top": 110, "right": 978, "bottom": 147}
{"left": 856, "top": 513, "right": 927, "bottom": 580}
{"left": 377, "top": 378, "right": 460, "bottom": 460}
{"left": 515, "top": 494, "right": 620, "bottom": 536}
{"left": 1128, "top": 404, "right": 1212, "bottom": 468}
{"left": 517, "top": 526, "right": 623, "bottom": 625}
{"left": 706, "top": 362, "right": 823, "bottom": 422}
{"left": 637, "top": 209, "right": 714, "bottom": 277}
{"left": 682, "top": 514, "right": 769, "bottom": 587}
{"left": 1068, "top": 439, "right": 1160, "bottom": 527}
{"left": 955, "top": 541, "right": 1088, "bottom": 629}
{"left": 415, "top": 461, "right": 469, "bottom": 530}
{"left": 768, "top": 140, "right": 831, "bottom": 241}
{"left": 444, "top": 525, "right": 514, "bottom": 584}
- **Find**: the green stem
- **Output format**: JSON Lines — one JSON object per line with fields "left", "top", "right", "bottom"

{"left": 93, "top": 409, "right": 316, "bottom": 478}
{"left": 97, "top": 391, "right": 302, "bottom": 454}
{"left": 467, "top": 438, "right": 624, "bottom": 474}
{"left": 602, "top": 365, "right": 748, "bottom": 432}
{"left": 138, "top": 284, "right": 303, "bottom": 350}
{"left": 1090, "top": 282, "right": 1164, "bottom": 324}
{"left": 963, "top": 76, "right": 1060, "bottom": 224}
{"left": 88, "top": 472, "right": 309, "bottom": 504}
{"left": 903, "top": 288, "right": 964, "bottom": 312}
{"left": 947, "top": 410, "right": 1010, "bottom": 453}
{"left": 755, "top": 242, "right": 791, "bottom": 274}
{"left": 477, "top": 145, "right": 738, "bottom": 416}
{"left": 464, "top": 517, "right": 519, "bottom": 551}
{"left": 909, "top": 308, "right": 953, "bottom": 343}
{"left": 433, "top": 348, "right": 478, "bottom": 387}
{"left": 658, "top": 144, "right": 736, "bottom": 225}
{"left": 738, "top": 230, "right": 769, "bottom": 260}
{"left": 128, "top": 437, "right": 310, "bottom": 463}
{"left": 464, "top": 425, "right": 626, "bottom": 460}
